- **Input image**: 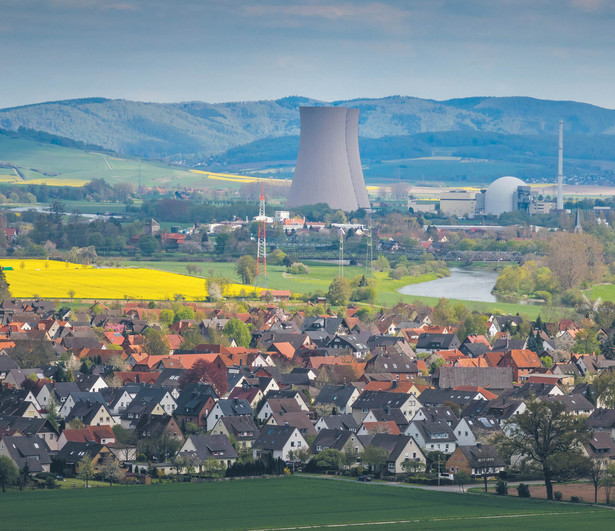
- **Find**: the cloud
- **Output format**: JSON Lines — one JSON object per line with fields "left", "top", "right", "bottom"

{"left": 245, "top": 2, "right": 409, "bottom": 25}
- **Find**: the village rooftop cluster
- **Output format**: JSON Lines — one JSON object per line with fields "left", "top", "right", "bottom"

{"left": 0, "top": 297, "right": 614, "bottom": 491}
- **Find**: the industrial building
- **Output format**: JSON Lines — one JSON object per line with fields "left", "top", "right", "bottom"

{"left": 287, "top": 106, "right": 370, "bottom": 212}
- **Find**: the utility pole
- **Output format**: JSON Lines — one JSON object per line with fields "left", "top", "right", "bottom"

{"left": 256, "top": 182, "right": 267, "bottom": 288}
{"left": 338, "top": 228, "right": 345, "bottom": 278}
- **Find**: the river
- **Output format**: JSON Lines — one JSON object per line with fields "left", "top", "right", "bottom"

{"left": 398, "top": 267, "right": 500, "bottom": 303}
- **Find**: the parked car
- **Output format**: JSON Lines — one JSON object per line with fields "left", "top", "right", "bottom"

{"left": 356, "top": 475, "right": 372, "bottom": 482}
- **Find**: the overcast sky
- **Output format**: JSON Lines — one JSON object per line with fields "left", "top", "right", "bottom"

{"left": 2, "top": 0, "right": 615, "bottom": 109}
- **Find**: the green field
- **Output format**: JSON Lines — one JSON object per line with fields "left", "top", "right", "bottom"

{"left": 112, "top": 259, "right": 566, "bottom": 318}
{"left": 0, "top": 136, "right": 202, "bottom": 188}
{"left": 0, "top": 476, "right": 610, "bottom": 530}
{"left": 586, "top": 284, "right": 615, "bottom": 303}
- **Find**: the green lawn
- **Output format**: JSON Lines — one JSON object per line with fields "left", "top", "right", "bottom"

{"left": 0, "top": 476, "right": 610, "bottom": 530}
{"left": 586, "top": 283, "right": 615, "bottom": 303}
{"left": 111, "top": 258, "right": 566, "bottom": 318}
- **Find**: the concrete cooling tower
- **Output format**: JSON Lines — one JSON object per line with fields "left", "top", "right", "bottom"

{"left": 287, "top": 106, "right": 370, "bottom": 211}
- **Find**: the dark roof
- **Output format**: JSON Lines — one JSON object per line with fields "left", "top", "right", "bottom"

{"left": 491, "top": 338, "right": 526, "bottom": 352}
{"left": 313, "top": 385, "right": 356, "bottom": 407}
{"left": 216, "top": 398, "right": 253, "bottom": 417}
{"left": 418, "top": 389, "right": 485, "bottom": 408}
{"left": 457, "top": 444, "right": 506, "bottom": 469}
{"left": 219, "top": 415, "right": 259, "bottom": 440}
{"left": 588, "top": 408, "right": 615, "bottom": 429}
{"left": 416, "top": 333, "right": 460, "bottom": 350}
{"left": 438, "top": 367, "right": 513, "bottom": 390}
{"left": 182, "top": 434, "right": 238, "bottom": 461}
{"left": 0, "top": 435, "right": 52, "bottom": 472}
{"left": 0, "top": 414, "right": 58, "bottom": 436}
{"left": 351, "top": 391, "right": 411, "bottom": 411}
{"left": 54, "top": 441, "right": 106, "bottom": 464}
{"left": 253, "top": 425, "right": 297, "bottom": 451}
{"left": 317, "top": 414, "right": 359, "bottom": 432}
{"left": 357, "top": 433, "right": 418, "bottom": 462}
{"left": 311, "top": 429, "right": 356, "bottom": 452}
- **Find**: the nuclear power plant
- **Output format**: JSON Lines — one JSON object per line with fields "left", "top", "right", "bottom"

{"left": 287, "top": 106, "right": 370, "bottom": 212}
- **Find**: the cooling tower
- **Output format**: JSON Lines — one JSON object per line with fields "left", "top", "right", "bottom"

{"left": 287, "top": 106, "right": 370, "bottom": 211}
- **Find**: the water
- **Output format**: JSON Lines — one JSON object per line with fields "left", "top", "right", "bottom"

{"left": 398, "top": 267, "right": 500, "bottom": 303}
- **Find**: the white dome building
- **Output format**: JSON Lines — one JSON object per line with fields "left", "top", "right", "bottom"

{"left": 483, "top": 176, "right": 527, "bottom": 216}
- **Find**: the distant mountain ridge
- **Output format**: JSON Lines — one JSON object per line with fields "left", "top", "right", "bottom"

{"left": 1, "top": 95, "right": 615, "bottom": 165}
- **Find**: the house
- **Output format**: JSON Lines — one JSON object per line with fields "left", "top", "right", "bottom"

{"left": 257, "top": 397, "right": 307, "bottom": 423}
{"left": 488, "top": 315, "right": 523, "bottom": 338}
{"left": 179, "top": 434, "right": 238, "bottom": 469}
{"left": 0, "top": 415, "right": 59, "bottom": 451}
{"left": 415, "top": 333, "right": 460, "bottom": 353}
{"left": 583, "top": 431, "right": 615, "bottom": 460}
{"left": 211, "top": 415, "right": 259, "bottom": 450}
{"left": 66, "top": 401, "right": 118, "bottom": 427}
{"left": 314, "top": 414, "right": 359, "bottom": 433}
{"left": 312, "top": 385, "right": 360, "bottom": 415}
{"left": 453, "top": 417, "right": 501, "bottom": 446}
{"left": 133, "top": 387, "right": 177, "bottom": 416}
{"left": 206, "top": 398, "right": 253, "bottom": 431}
{"left": 436, "top": 366, "right": 513, "bottom": 390}
{"left": 52, "top": 441, "right": 117, "bottom": 477}
{"left": 58, "top": 425, "right": 117, "bottom": 450}
{"left": 445, "top": 444, "right": 506, "bottom": 477}
{"left": 59, "top": 392, "right": 106, "bottom": 419}
{"left": 588, "top": 409, "right": 615, "bottom": 440}
{"left": 311, "top": 428, "right": 364, "bottom": 464}
{"left": 350, "top": 391, "right": 419, "bottom": 424}
{"left": 253, "top": 425, "right": 307, "bottom": 462}
{"left": 266, "top": 410, "right": 317, "bottom": 436}
{"left": 405, "top": 408, "right": 458, "bottom": 454}
{"left": 135, "top": 414, "right": 184, "bottom": 443}
{"left": 174, "top": 383, "right": 218, "bottom": 428}
{"left": 357, "top": 433, "right": 426, "bottom": 474}
{"left": 497, "top": 349, "right": 542, "bottom": 382}
{"left": 0, "top": 435, "right": 52, "bottom": 473}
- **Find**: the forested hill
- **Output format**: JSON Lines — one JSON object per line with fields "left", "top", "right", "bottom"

{"left": 1, "top": 96, "right": 615, "bottom": 165}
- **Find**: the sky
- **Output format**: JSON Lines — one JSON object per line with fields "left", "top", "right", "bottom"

{"left": 2, "top": 0, "right": 615, "bottom": 109}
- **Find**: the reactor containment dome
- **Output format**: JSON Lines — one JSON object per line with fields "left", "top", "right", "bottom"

{"left": 483, "top": 176, "right": 528, "bottom": 216}
{"left": 287, "top": 106, "right": 370, "bottom": 212}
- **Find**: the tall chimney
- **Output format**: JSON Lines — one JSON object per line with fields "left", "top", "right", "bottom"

{"left": 557, "top": 120, "right": 564, "bottom": 210}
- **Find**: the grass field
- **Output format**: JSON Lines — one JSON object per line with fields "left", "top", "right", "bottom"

{"left": 0, "top": 476, "right": 610, "bottom": 530}
{"left": 585, "top": 283, "right": 615, "bottom": 303}
{"left": 113, "top": 259, "right": 565, "bottom": 318}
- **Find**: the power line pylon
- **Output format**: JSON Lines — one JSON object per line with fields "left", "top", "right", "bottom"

{"left": 256, "top": 182, "right": 267, "bottom": 288}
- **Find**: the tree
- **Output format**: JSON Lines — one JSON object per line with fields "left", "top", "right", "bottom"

{"left": 10, "top": 339, "right": 55, "bottom": 368}
{"left": 236, "top": 255, "right": 257, "bottom": 285}
{"left": 0, "top": 456, "right": 18, "bottom": 493}
{"left": 455, "top": 470, "right": 471, "bottom": 493}
{"left": 223, "top": 318, "right": 251, "bottom": 348}
{"left": 100, "top": 454, "right": 123, "bottom": 486}
{"left": 201, "top": 458, "right": 226, "bottom": 478}
{"left": 313, "top": 449, "right": 342, "bottom": 470}
{"left": 180, "top": 327, "right": 205, "bottom": 350}
{"left": 361, "top": 445, "right": 388, "bottom": 476}
{"left": 494, "top": 398, "right": 591, "bottom": 500}
{"left": 546, "top": 232, "right": 605, "bottom": 290}
{"left": 77, "top": 454, "right": 96, "bottom": 487}
{"left": 602, "top": 462, "right": 615, "bottom": 504}
{"left": 179, "top": 358, "right": 228, "bottom": 396}
{"left": 0, "top": 268, "right": 10, "bottom": 301}
{"left": 143, "top": 327, "right": 170, "bottom": 357}
{"left": 18, "top": 462, "right": 30, "bottom": 491}
{"left": 588, "top": 457, "right": 608, "bottom": 504}
{"left": 327, "top": 277, "right": 351, "bottom": 306}
{"left": 138, "top": 235, "right": 159, "bottom": 255}
{"left": 593, "top": 370, "right": 615, "bottom": 408}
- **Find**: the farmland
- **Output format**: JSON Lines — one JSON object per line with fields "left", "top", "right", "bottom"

{"left": 0, "top": 476, "right": 610, "bottom": 530}
{"left": 0, "top": 259, "right": 259, "bottom": 301}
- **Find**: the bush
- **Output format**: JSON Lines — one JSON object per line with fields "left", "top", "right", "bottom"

{"left": 554, "top": 491, "right": 563, "bottom": 501}
{"left": 570, "top": 496, "right": 581, "bottom": 503}
{"left": 495, "top": 479, "right": 508, "bottom": 496}
{"left": 287, "top": 262, "right": 310, "bottom": 275}
{"left": 534, "top": 290, "right": 552, "bottom": 304}
{"left": 562, "top": 289, "right": 583, "bottom": 306}
{"left": 517, "top": 483, "right": 531, "bottom": 498}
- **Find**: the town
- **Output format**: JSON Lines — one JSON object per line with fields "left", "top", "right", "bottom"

{"left": 0, "top": 290, "right": 614, "bottom": 507}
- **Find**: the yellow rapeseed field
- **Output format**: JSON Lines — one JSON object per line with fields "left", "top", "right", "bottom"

{"left": 0, "top": 259, "right": 262, "bottom": 300}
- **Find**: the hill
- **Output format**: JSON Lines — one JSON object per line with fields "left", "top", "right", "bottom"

{"left": 2, "top": 95, "right": 615, "bottom": 185}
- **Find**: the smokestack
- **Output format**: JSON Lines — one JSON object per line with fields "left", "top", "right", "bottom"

{"left": 557, "top": 120, "right": 564, "bottom": 210}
